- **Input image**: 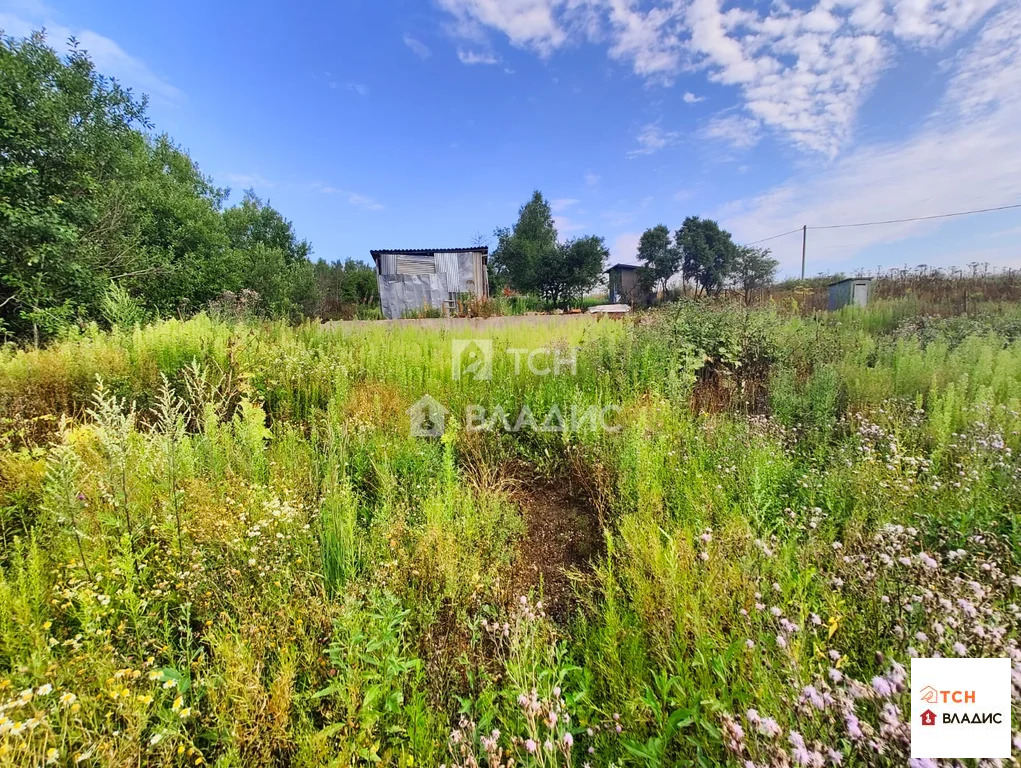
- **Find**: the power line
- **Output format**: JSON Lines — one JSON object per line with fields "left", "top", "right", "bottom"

{"left": 746, "top": 227, "right": 803, "bottom": 245}
{"left": 809, "top": 202, "right": 1021, "bottom": 230}
{"left": 746, "top": 201, "right": 1021, "bottom": 244}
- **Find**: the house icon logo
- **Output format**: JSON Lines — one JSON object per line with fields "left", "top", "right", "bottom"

{"left": 407, "top": 394, "right": 448, "bottom": 437}
{"left": 452, "top": 339, "right": 493, "bottom": 381}
{"left": 920, "top": 685, "right": 938, "bottom": 704}
{"left": 920, "top": 709, "right": 937, "bottom": 726}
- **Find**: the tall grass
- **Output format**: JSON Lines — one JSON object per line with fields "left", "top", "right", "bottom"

{"left": 0, "top": 303, "right": 1018, "bottom": 766}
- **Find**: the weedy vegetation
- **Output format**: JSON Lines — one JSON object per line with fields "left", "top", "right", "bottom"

{"left": 0, "top": 299, "right": 1019, "bottom": 766}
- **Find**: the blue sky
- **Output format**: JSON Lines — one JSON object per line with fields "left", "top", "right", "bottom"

{"left": 2, "top": 0, "right": 1020, "bottom": 278}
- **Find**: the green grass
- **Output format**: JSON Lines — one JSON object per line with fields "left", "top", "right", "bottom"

{"left": 0, "top": 300, "right": 1018, "bottom": 766}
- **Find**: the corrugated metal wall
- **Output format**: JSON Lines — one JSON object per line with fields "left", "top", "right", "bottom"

{"left": 374, "top": 250, "right": 490, "bottom": 318}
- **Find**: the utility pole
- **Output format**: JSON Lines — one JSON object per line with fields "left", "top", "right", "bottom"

{"left": 801, "top": 225, "right": 807, "bottom": 280}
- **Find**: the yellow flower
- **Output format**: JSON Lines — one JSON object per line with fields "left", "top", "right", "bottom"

{"left": 177, "top": 745, "right": 185, "bottom": 755}
{"left": 46, "top": 747, "right": 59, "bottom": 764}
{"left": 42, "top": 621, "right": 52, "bottom": 631}
{"left": 172, "top": 695, "right": 183, "bottom": 711}
{"left": 148, "top": 670, "right": 162, "bottom": 681}
{"left": 178, "top": 707, "right": 192, "bottom": 719}
{"left": 59, "top": 692, "right": 77, "bottom": 706}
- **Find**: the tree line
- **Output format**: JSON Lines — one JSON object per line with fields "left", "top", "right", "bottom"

{"left": 489, "top": 192, "right": 779, "bottom": 307}
{"left": 0, "top": 31, "right": 377, "bottom": 342}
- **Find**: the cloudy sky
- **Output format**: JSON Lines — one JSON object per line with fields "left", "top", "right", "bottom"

{"left": 2, "top": 0, "right": 1019, "bottom": 277}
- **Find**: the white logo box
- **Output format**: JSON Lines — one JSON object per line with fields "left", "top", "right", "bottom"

{"left": 910, "top": 657, "right": 1011, "bottom": 759}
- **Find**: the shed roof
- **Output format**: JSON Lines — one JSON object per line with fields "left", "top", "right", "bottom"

{"left": 605, "top": 263, "right": 641, "bottom": 272}
{"left": 828, "top": 276, "right": 874, "bottom": 287}
{"left": 370, "top": 247, "right": 488, "bottom": 260}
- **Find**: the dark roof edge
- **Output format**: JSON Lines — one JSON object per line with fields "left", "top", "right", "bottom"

{"left": 827, "top": 276, "right": 874, "bottom": 286}
{"left": 370, "top": 247, "right": 489, "bottom": 258}
{"left": 605, "top": 263, "right": 641, "bottom": 272}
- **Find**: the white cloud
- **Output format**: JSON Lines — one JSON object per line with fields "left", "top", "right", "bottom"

{"left": 457, "top": 48, "right": 499, "bottom": 65}
{"left": 342, "top": 82, "right": 370, "bottom": 96}
{"left": 554, "top": 215, "right": 587, "bottom": 233}
{"left": 721, "top": 3, "right": 1021, "bottom": 272}
{"left": 224, "top": 173, "right": 274, "bottom": 190}
{"left": 0, "top": 12, "right": 183, "bottom": 104}
{"left": 551, "top": 197, "right": 579, "bottom": 212}
{"left": 584, "top": 171, "right": 601, "bottom": 187}
{"left": 683, "top": 91, "right": 704, "bottom": 104}
{"left": 311, "top": 183, "right": 384, "bottom": 211}
{"left": 627, "top": 122, "right": 679, "bottom": 157}
{"left": 611, "top": 232, "right": 641, "bottom": 264}
{"left": 437, "top": 0, "right": 565, "bottom": 55}
{"left": 403, "top": 34, "right": 432, "bottom": 59}
{"left": 701, "top": 113, "right": 759, "bottom": 149}
{"left": 435, "top": 0, "right": 1001, "bottom": 155}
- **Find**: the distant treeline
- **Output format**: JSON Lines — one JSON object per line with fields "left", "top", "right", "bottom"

{"left": 0, "top": 31, "right": 378, "bottom": 342}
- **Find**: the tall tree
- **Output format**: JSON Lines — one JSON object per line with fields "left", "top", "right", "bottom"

{"left": 491, "top": 191, "right": 607, "bottom": 306}
{"left": 732, "top": 245, "right": 778, "bottom": 304}
{"left": 676, "top": 216, "right": 739, "bottom": 296}
{"left": 0, "top": 32, "right": 148, "bottom": 339}
{"left": 636, "top": 224, "right": 680, "bottom": 295}
{"left": 490, "top": 191, "right": 558, "bottom": 295}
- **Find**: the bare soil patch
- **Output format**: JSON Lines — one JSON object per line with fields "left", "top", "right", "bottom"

{"left": 507, "top": 472, "right": 604, "bottom": 623}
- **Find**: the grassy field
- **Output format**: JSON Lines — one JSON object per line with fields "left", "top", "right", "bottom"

{"left": 0, "top": 300, "right": 1019, "bottom": 767}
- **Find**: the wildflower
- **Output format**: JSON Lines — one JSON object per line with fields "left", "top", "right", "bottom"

{"left": 758, "top": 717, "right": 781, "bottom": 738}
{"left": 36, "top": 684, "right": 53, "bottom": 696}
{"left": 178, "top": 707, "right": 192, "bottom": 718}
{"left": 770, "top": 606, "right": 783, "bottom": 617}
{"left": 46, "top": 748, "right": 59, "bottom": 765}
{"left": 826, "top": 748, "right": 843, "bottom": 765}
{"left": 801, "top": 685, "right": 825, "bottom": 710}
{"left": 544, "top": 740, "right": 553, "bottom": 752}
{"left": 953, "top": 641, "right": 968, "bottom": 656}
{"left": 59, "top": 692, "right": 77, "bottom": 706}
{"left": 776, "top": 634, "right": 788, "bottom": 649}
{"left": 871, "top": 676, "right": 894, "bottom": 697}
{"left": 845, "top": 713, "right": 864, "bottom": 740}
{"left": 524, "top": 739, "right": 536, "bottom": 754}
{"left": 563, "top": 732, "right": 573, "bottom": 747}
{"left": 745, "top": 639, "right": 755, "bottom": 649}
{"left": 172, "top": 695, "right": 184, "bottom": 711}
{"left": 699, "top": 551, "right": 709, "bottom": 561}
{"left": 828, "top": 667, "right": 843, "bottom": 683}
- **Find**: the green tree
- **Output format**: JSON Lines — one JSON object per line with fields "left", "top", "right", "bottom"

{"left": 491, "top": 191, "right": 608, "bottom": 307}
{"left": 0, "top": 31, "right": 322, "bottom": 338}
{"left": 676, "top": 216, "right": 739, "bottom": 296}
{"left": 0, "top": 31, "right": 148, "bottom": 339}
{"left": 732, "top": 245, "right": 778, "bottom": 304}
{"left": 636, "top": 224, "right": 680, "bottom": 295}
{"left": 490, "top": 191, "right": 558, "bottom": 295}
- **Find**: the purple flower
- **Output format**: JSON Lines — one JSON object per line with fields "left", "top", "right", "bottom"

{"left": 758, "top": 717, "right": 781, "bottom": 738}
{"left": 845, "top": 713, "right": 864, "bottom": 741}
{"left": 524, "top": 739, "right": 536, "bottom": 753}
{"left": 563, "top": 732, "right": 573, "bottom": 747}
{"left": 871, "top": 676, "right": 894, "bottom": 697}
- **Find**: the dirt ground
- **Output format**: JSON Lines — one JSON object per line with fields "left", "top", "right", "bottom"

{"left": 508, "top": 474, "right": 604, "bottom": 623}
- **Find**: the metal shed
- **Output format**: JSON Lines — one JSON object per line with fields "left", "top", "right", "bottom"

{"left": 828, "top": 277, "right": 873, "bottom": 310}
{"left": 606, "top": 263, "right": 653, "bottom": 306}
{"left": 370, "top": 247, "right": 489, "bottom": 319}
